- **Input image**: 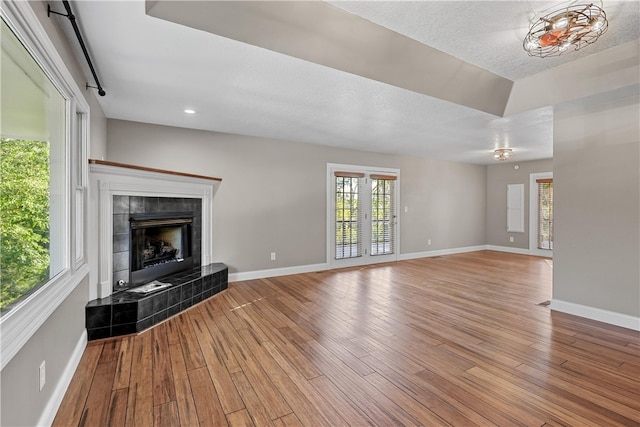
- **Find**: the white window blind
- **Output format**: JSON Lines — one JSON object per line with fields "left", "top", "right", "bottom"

{"left": 507, "top": 184, "right": 525, "bottom": 233}
{"left": 335, "top": 172, "right": 363, "bottom": 259}
{"left": 537, "top": 178, "right": 553, "bottom": 250}
{"left": 371, "top": 174, "right": 396, "bottom": 256}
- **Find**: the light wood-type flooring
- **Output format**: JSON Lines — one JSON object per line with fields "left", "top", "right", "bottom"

{"left": 53, "top": 251, "right": 640, "bottom": 426}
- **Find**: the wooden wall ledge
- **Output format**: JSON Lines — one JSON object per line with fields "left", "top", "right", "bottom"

{"left": 89, "top": 159, "right": 222, "bottom": 182}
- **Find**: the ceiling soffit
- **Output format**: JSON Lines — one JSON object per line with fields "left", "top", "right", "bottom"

{"left": 145, "top": 0, "right": 513, "bottom": 117}
{"left": 505, "top": 39, "right": 640, "bottom": 116}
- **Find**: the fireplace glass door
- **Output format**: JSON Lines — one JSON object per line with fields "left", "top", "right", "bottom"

{"left": 130, "top": 214, "right": 193, "bottom": 285}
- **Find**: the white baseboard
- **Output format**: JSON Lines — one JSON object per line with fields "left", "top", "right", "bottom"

{"left": 229, "top": 245, "right": 552, "bottom": 282}
{"left": 401, "top": 245, "right": 541, "bottom": 260}
{"left": 398, "top": 245, "right": 487, "bottom": 261}
{"left": 38, "top": 330, "right": 87, "bottom": 427}
{"left": 229, "top": 262, "right": 329, "bottom": 282}
{"left": 229, "top": 246, "right": 491, "bottom": 282}
{"left": 485, "top": 245, "right": 532, "bottom": 255}
{"left": 549, "top": 299, "right": 640, "bottom": 331}
{"left": 228, "top": 244, "right": 545, "bottom": 283}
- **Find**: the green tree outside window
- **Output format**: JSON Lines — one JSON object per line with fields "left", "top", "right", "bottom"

{"left": 1, "top": 138, "right": 51, "bottom": 311}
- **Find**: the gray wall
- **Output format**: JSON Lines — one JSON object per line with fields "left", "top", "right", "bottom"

{"left": 0, "top": 2, "right": 107, "bottom": 425}
{"left": 0, "top": 277, "right": 89, "bottom": 427}
{"left": 399, "top": 157, "right": 486, "bottom": 253}
{"left": 553, "top": 86, "right": 640, "bottom": 317}
{"left": 486, "top": 159, "right": 553, "bottom": 249}
{"left": 29, "top": 1, "right": 108, "bottom": 159}
{"left": 107, "top": 119, "right": 487, "bottom": 273}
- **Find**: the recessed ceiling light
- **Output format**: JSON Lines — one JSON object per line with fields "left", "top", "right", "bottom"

{"left": 184, "top": 109, "right": 196, "bottom": 114}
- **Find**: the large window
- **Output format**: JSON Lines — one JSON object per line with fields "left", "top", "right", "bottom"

{"left": 1, "top": 2, "right": 88, "bottom": 369}
{"left": 1, "top": 20, "right": 67, "bottom": 313}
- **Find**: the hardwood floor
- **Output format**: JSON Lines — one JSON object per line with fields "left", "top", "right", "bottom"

{"left": 53, "top": 251, "right": 640, "bottom": 426}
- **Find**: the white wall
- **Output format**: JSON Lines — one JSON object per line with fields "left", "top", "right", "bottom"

{"left": 107, "top": 119, "right": 487, "bottom": 274}
{"left": 553, "top": 85, "right": 640, "bottom": 321}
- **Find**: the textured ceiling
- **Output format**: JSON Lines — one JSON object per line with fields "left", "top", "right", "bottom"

{"left": 329, "top": 1, "right": 640, "bottom": 80}
{"left": 56, "top": 0, "right": 639, "bottom": 164}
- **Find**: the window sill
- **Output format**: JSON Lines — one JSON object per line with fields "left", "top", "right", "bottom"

{"left": 0, "top": 263, "right": 89, "bottom": 370}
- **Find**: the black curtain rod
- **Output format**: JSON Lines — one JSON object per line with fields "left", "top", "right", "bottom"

{"left": 48, "top": 1, "right": 106, "bottom": 96}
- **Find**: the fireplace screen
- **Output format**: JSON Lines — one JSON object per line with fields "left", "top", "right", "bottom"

{"left": 130, "top": 213, "right": 194, "bottom": 285}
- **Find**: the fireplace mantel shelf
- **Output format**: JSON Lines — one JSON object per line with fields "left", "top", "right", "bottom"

{"left": 89, "top": 159, "right": 222, "bottom": 182}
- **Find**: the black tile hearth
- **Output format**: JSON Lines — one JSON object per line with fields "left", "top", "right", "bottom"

{"left": 86, "top": 263, "right": 227, "bottom": 340}
{"left": 87, "top": 326, "right": 111, "bottom": 341}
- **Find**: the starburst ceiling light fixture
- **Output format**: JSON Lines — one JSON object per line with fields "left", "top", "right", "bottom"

{"left": 523, "top": 3, "right": 608, "bottom": 58}
{"left": 494, "top": 148, "right": 514, "bottom": 161}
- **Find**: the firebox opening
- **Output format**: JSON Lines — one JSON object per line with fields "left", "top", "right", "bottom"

{"left": 130, "top": 213, "right": 194, "bottom": 286}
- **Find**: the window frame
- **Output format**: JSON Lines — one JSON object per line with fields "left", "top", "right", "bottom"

{"left": 529, "top": 172, "right": 553, "bottom": 257}
{"left": 1, "top": 1, "right": 89, "bottom": 370}
{"left": 536, "top": 178, "right": 553, "bottom": 250}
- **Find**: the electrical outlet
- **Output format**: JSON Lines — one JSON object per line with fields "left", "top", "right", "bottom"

{"left": 270, "top": 252, "right": 276, "bottom": 261}
{"left": 509, "top": 236, "right": 514, "bottom": 243}
{"left": 39, "top": 361, "right": 46, "bottom": 391}
{"left": 427, "top": 239, "right": 431, "bottom": 246}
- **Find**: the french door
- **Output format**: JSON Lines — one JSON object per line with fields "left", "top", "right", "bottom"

{"left": 328, "top": 164, "right": 399, "bottom": 268}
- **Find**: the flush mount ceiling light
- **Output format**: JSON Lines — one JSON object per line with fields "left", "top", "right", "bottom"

{"left": 494, "top": 148, "right": 514, "bottom": 161}
{"left": 184, "top": 109, "right": 196, "bottom": 114}
{"left": 524, "top": 3, "right": 608, "bottom": 58}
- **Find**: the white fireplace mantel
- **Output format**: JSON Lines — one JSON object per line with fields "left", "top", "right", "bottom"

{"left": 88, "top": 160, "right": 221, "bottom": 300}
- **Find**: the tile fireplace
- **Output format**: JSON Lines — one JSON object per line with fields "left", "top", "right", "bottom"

{"left": 88, "top": 160, "right": 224, "bottom": 339}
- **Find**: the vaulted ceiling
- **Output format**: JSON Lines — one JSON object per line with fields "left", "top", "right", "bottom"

{"left": 57, "top": 1, "right": 640, "bottom": 164}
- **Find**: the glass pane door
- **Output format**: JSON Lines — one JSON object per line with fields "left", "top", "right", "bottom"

{"left": 335, "top": 175, "right": 362, "bottom": 259}
{"left": 371, "top": 178, "right": 395, "bottom": 256}
{"left": 329, "top": 166, "right": 398, "bottom": 268}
